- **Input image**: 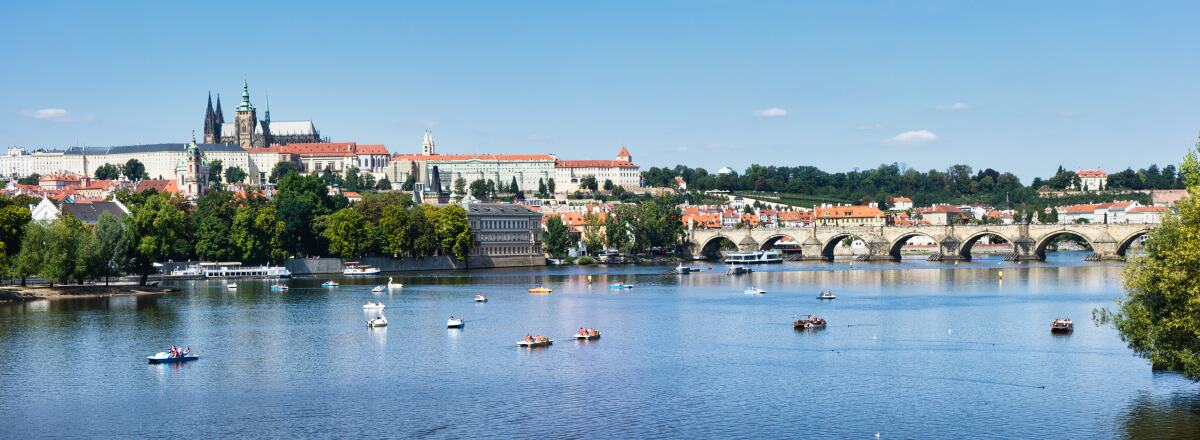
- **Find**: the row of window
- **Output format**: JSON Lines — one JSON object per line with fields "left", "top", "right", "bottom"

{"left": 478, "top": 219, "right": 532, "bottom": 230}
{"left": 477, "top": 245, "right": 536, "bottom": 255}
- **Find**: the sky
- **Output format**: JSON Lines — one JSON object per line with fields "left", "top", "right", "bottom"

{"left": 2, "top": 0, "right": 1199, "bottom": 182}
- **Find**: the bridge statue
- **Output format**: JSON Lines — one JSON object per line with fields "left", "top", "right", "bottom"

{"left": 687, "top": 223, "right": 1152, "bottom": 262}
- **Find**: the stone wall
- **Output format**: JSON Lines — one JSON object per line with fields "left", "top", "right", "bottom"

{"left": 284, "top": 255, "right": 546, "bottom": 275}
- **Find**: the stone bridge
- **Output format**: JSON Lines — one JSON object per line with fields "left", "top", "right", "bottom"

{"left": 687, "top": 223, "right": 1154, "bottom": 261}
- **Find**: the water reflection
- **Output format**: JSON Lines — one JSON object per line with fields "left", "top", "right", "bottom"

{"left": 1119, "top": 389, "right": 1200, "bottom": 439}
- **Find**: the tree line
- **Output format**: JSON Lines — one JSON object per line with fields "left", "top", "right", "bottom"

{"left": 542, "top": 195, "right": 684, "bottom": 259}
{"left": 0, "top": 167, "right": 471, "bottom": 286}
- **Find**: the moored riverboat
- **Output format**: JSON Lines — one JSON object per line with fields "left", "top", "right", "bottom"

{"left": 343, "top": 262, "right": 381, "bottom": 276}
{"left": 723, "top": 251, "right": 783, "bottom": 264}
{"left": 167, "top": 262, "right": 292, "bottom": 280}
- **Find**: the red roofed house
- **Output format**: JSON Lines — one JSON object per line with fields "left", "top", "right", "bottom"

{"left": 388, "top": 131, "right": 557, "bottom": 196}
{"left": 914, "top": 204, "right": 967, "bottom": 225}
{"left": 1126, "top": 206, "right": 1168, "bottom": 224}
{"left": 1055, "top": 201, "right": 1139, "bottom": 224}
{"left": 814, "top": 204, "right": 887, "bottom": 227}
{"left": 888, "top": 196, "right": 913, "bottom": 211}
{"left": 554, "top": 146, "right": 641, "bottom": 193}
{"left": 1075, "top": 169, "right": 1107, "bottom": 191}
{"left": 282, "top": 142, "right": 390, "bottom": 179}
{"left": 135, "top": 179, "right": 179, "bottom": 194}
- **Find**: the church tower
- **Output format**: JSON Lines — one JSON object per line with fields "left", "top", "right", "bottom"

{"left": 422, "top": 130, "right": 436, "bottom": 155}
{"left": 261, "top": 93, "right": 273, "bottom": 147}
{"left": 176, "top": 132, "right": 210, "bottom": 200}
{"left": 234, "top": 80, "right": 259, "bottom": 149}
{"left": 616, "top": 145, "right": 632, "bottom": 162}
{"left": 203, "top": 93, "right": 217, "bottom": 144}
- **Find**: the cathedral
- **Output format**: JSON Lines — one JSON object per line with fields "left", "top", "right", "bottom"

{"left": 203, "top": 81, "right": 326, "bottom": 149}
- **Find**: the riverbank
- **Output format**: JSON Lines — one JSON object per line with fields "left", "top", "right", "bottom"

{"left": 0, "top": 285, "right": 177, "bottom": 303}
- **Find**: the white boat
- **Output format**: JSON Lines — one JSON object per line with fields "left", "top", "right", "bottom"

{"left": 173, "top": 262, "right": 292, "bottom": 279}
{"left": 574, "top": 330, "right": 601, "bottom": 340}
{"left": 343, "top": 262, "right": 381, "bottom": 276}
{"left": 322, "top": 281, "right": 340, "bottom": 287}
{"left": 723, "top": 251, "right": 783, "bottom": 264}
{"left": 363, "top": 301, "right": 386, "bottom": 310}
{"left": 270, "top": 284, "right": 288, "bottom": 291}
{"left": 517, "top": 337, "right": 552, "bottom": 347}
{"left": 447, "top": 316, "right": 465, "bottom": 328}
{"left": 226, "top": 283, "right": 237, "bottom": 289}
{"left": 371, "top": 286, "right": 385, "bottom": 293}
{"left": 387, "top": 277, "right": 403, "bottom": 289}
{"left": 818, "top": 291, "right": 836, "bottom": 300}
{"left": 474, "top": 294, "right": 488, "bottom": 302}
{"left": 367, "top": 315, "right": 388, "bottom": 327}
{"left": 744, "top": 286, "right": 766, "bottom": 295}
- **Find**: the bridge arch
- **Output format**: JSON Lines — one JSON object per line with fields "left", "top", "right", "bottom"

{"left": 698, "top": 235, "right": 738, "bottom": 260}
{"left": 759, "top": 234, "right": 801, "bottom": 251}
{"left": 957, "top": 231, "right": 1016, "bottom": 260}
{"left": 1033, "top": 229, "right": 1094, "bottom": 260}
{"left": 1116, "top": 229, "right": 1153, "bottom": 258}
{"left": 887, "top": 232, "right": 940, "bottom": 260}
{"left": 820, "top": 233, "right": 872, "bottom": 261}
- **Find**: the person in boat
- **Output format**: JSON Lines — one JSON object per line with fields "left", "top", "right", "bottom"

{"left": 525, "top": 334, "right": 533, "bottom": 343}
{"left": 579, "top": 327, "right": 586, "bottom": 336}
{"left": 183, "top": 346, "right": 190, "bottom": 356}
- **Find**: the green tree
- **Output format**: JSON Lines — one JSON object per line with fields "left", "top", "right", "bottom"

{"left": 193, "top": 191, "right": 237, "bottom": 261}
{"left": 547, "top": 178, "right": 556, "bottom": 194}
{"left": 402, "top": 175, "right": 416, "bottom": 191}
{"left": 321, "top": 208, "right": 371, "bottom": 259}
{"left": 1095, "top": 138, "right": 1200, "bottom": 378}
{"left": 122, "top": 159, "right": 148, "bottom": 181}
{"left": 1044, "top": 207, "right": 1059, "bottom": 224}
{"left": 344, "top": 167, "right": 362, "bottom": 192}
{"left": 454, "top": 176, "right": 467, "bottom": 195}
{"left": 224, "top": 166, "right": 247, "bottom": 184}
{"left": 269, "top": 161, "right": 300, "bottom": 183}
{"left": 275, "top": 172, "right": 335, "bottom": 256}
{"left": 543, "top": 215, "right": 571, "bottom": 259}
{"left": 95, "top": 212, "right": 126, "bottom": 285}
{"left": 14, "top": 221, "right": 49, "bottom": 285}
{"left": 580, "top": 176, "right": 599, "bottom": 192}
{"left": 41, "top": 216, "right": 98, "bottom": 285}
{"left": 376, "top": 176, "right": 392, "bottom": 190}
{"left": 469, "top": 179, "right": 489, "bottom": 201}
{"left": 509, "top": 176, "right": 519, "bottom": 193}
{"left": 0, "top": 204, "right": 31, "bottom": 260}
{"left": 208, "top": 160, "right": 224, "bottom": 184}
{"left": 538, "top": 178, "right": 547, "bottom": 196}
{"left": 434, "top": 205, "right": 472, "bottom": 261}
{"left": 411, "top": 206, "right": 439, "bottom": 257}
{"left": 581, "top": 212, "right": 605, "bottom": 254}
{"left": 122, "top": 193, "right": 190, "bottom": 285}
{"left": 604, "top": 209, "right": 630, "bottom": 252}
{"left": 17, "top": 174, "right": 40, "bottom": 185}
{"left": 377, "top": 205, "right": 412, "bottom": 257}
{"left": 603, "top": 179, "right": 614, "bottom": 191}
{"left": 95, "top": 163, "right": 121, "bottom": 180}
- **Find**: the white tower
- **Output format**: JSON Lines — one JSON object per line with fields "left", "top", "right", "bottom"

{"left": 422, "top": 130, "right": 436, "bottom": 156}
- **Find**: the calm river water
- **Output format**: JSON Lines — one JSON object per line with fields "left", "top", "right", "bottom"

{"left": 2, "top": 252, "right": 1199, "bottom": 439}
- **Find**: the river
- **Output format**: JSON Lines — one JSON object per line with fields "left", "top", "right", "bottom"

{"left": 2, "top": 252, "right": 1198, "bottom": 439}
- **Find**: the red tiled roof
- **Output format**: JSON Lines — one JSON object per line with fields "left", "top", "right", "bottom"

{"left": 135, "top": 179, "right": 178, "bottom": 193}
{"left": 1076, "top": 169, "right": 1107, "bottom": 177}
{"left": 890, "top": 196, "right": 912, "bottom": 202}
{"left": 618, "top": 146, "right": 631, "bottom": 157}
{"left": 556, "top": 159, "right": 638, "bottom": 168}
{"left": 246, "top": 146, "right": 287, "bottom": 154}
{"left": 918, "top": 204, "right": 964, "bottom": 214}
{"left": 815, "top": 205, "right": 885, "bottom": 219}
{"left": 356, "top": 144, "right": 389, "bottom": 155}
{"left": 280, "top": 142, "right": 356, "bottom": 154}
{"left": 1129, "top": 206, "right": 1168, "bottom": 213}
{"left": 392, "top": 153, "right": 556, "bottom": 162}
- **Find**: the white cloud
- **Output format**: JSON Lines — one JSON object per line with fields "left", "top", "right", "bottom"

{"left": 934, "top": 102, "right": 970, "bottom": 111}
{"left": 20, "top": 108, "right": 70, "bottom": 120}
{"left": 754, "top": 107, "right": 788, "bottom": 118}
{"left": 887, "top": 130, "right": 938, "bottom": 145}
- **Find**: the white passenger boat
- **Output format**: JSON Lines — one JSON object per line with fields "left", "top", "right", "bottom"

{"left": 447, "top": 316, "right": 465, "bottom": 328}
{"left": 184, "top": 262, "right": 292, "bottom": 279}
{"left": 723, "top": 251, "right": 783, "bottom": 264}
{"left": 363, "top": 301, "right": 385, "bottom": 310}
{"left": 367, "top": 315, "right": 388, "bottom": 327}
{"left": 744, "top": 286, "right": 766, "bottom": 295}
{"left": 343, "top": 262, "right": 381, "bottom": 276}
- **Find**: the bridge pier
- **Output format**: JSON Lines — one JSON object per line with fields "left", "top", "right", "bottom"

{"left": 800, "top": 236, "right": 826, "bottom": 261}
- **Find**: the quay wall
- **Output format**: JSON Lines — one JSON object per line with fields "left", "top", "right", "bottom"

{"left": 284, "top": 255, "right": 546, "bottom": 275}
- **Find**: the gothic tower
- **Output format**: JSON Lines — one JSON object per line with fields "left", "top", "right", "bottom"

{"left": 234, "top": 80, "right": 258, "bottom": 149}
{"left": 261, "top": 93, "right": 272, "bottom": 147}
{"left": 203, "top": 93, "right": 217, "bottom": 144}
{"left": 215, "top": 94, "right": 225, "bottom": 124}
{"left": 422, "top": 130, "right": 436, "bottom": 155}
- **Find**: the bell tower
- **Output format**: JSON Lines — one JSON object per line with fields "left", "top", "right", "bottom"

{"left": 235, "top": 80, "right": 258, "bottom": 149}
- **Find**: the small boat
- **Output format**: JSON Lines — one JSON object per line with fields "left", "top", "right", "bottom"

{"left": 793, "top": 315, "right": 827, "bottom": 330}
{"left": 147, "top": 350, "right": 198, "bottom": 364}
{"left": 474, "top": 294, "right": 488, "bottom": 302}
{"left": 343, "top": 262, "right": 381, "bottom": 276}
{"left": 609, "top": 282, "right": 634, "bottom": 289}
{"left": 447, "top": 316, "right": 465, "bottom": 328}
{"left": 744, "top": 286, "right": 766, "bottom": 295}
{"left": 226, "top": 283, "right": 237, "bottom": 289}
{"left": 321, "top": 281, "right": 340, "bottom": 287}
{"left": 817, "top": 291, "right": 836, "bottom": 300}
{"left": 367, "top": 316, "right": 388, "bottom": 327}
{"left": 362, "top": 301, "right": 385, "bottom": 310}
{"left": 371, "top": 286, "right": 385, "bottom": 293}
{"left": 517, "top": 336, "right": 553, "bottom": 348}
{"left": 1051, "top": 317, "right": 1074, "bottom": 334}
{"left": 270, "top": 284, "right": 289, "bottom": 291}
{"left": 387, "top": 277, "right": 403, "bottom": 289}
{"left": 528, "top": 286, "right": 552, "bottom": 294}
{"left": 726, "top": 265, "right": 752, "bottom": 275}
{"left": 574, "top": 329, "right": 601, "bottom": 340}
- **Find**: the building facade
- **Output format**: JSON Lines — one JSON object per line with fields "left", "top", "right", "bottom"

{"left": 554, "top": 146, "right": 641, "bottom": 193}
{"left": 465, "top": 203, "right": 545, "bottom": 265}
{"left": 203, "top": 81, "right": 325, "bottom": 148}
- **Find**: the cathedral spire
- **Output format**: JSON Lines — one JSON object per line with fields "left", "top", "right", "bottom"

{"left": 238, "top": 79, "right": 253, "bottom": 111}
{"left": 422, "top": 130, "right": 436, "bottom": 155}
{"left": 215, "top": 94, "right": 224, "bottom": 123}
{"left": 264, "top": 92, "right": 271, "bottom": 124}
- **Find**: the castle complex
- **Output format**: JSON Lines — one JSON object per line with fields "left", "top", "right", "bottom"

{"left": 203, "top": 81, "right": 325, "bottom": 148}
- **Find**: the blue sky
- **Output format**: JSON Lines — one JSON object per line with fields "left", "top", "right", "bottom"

{"left": 2, "top": 1, "right": 1198, "bottom": 181}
